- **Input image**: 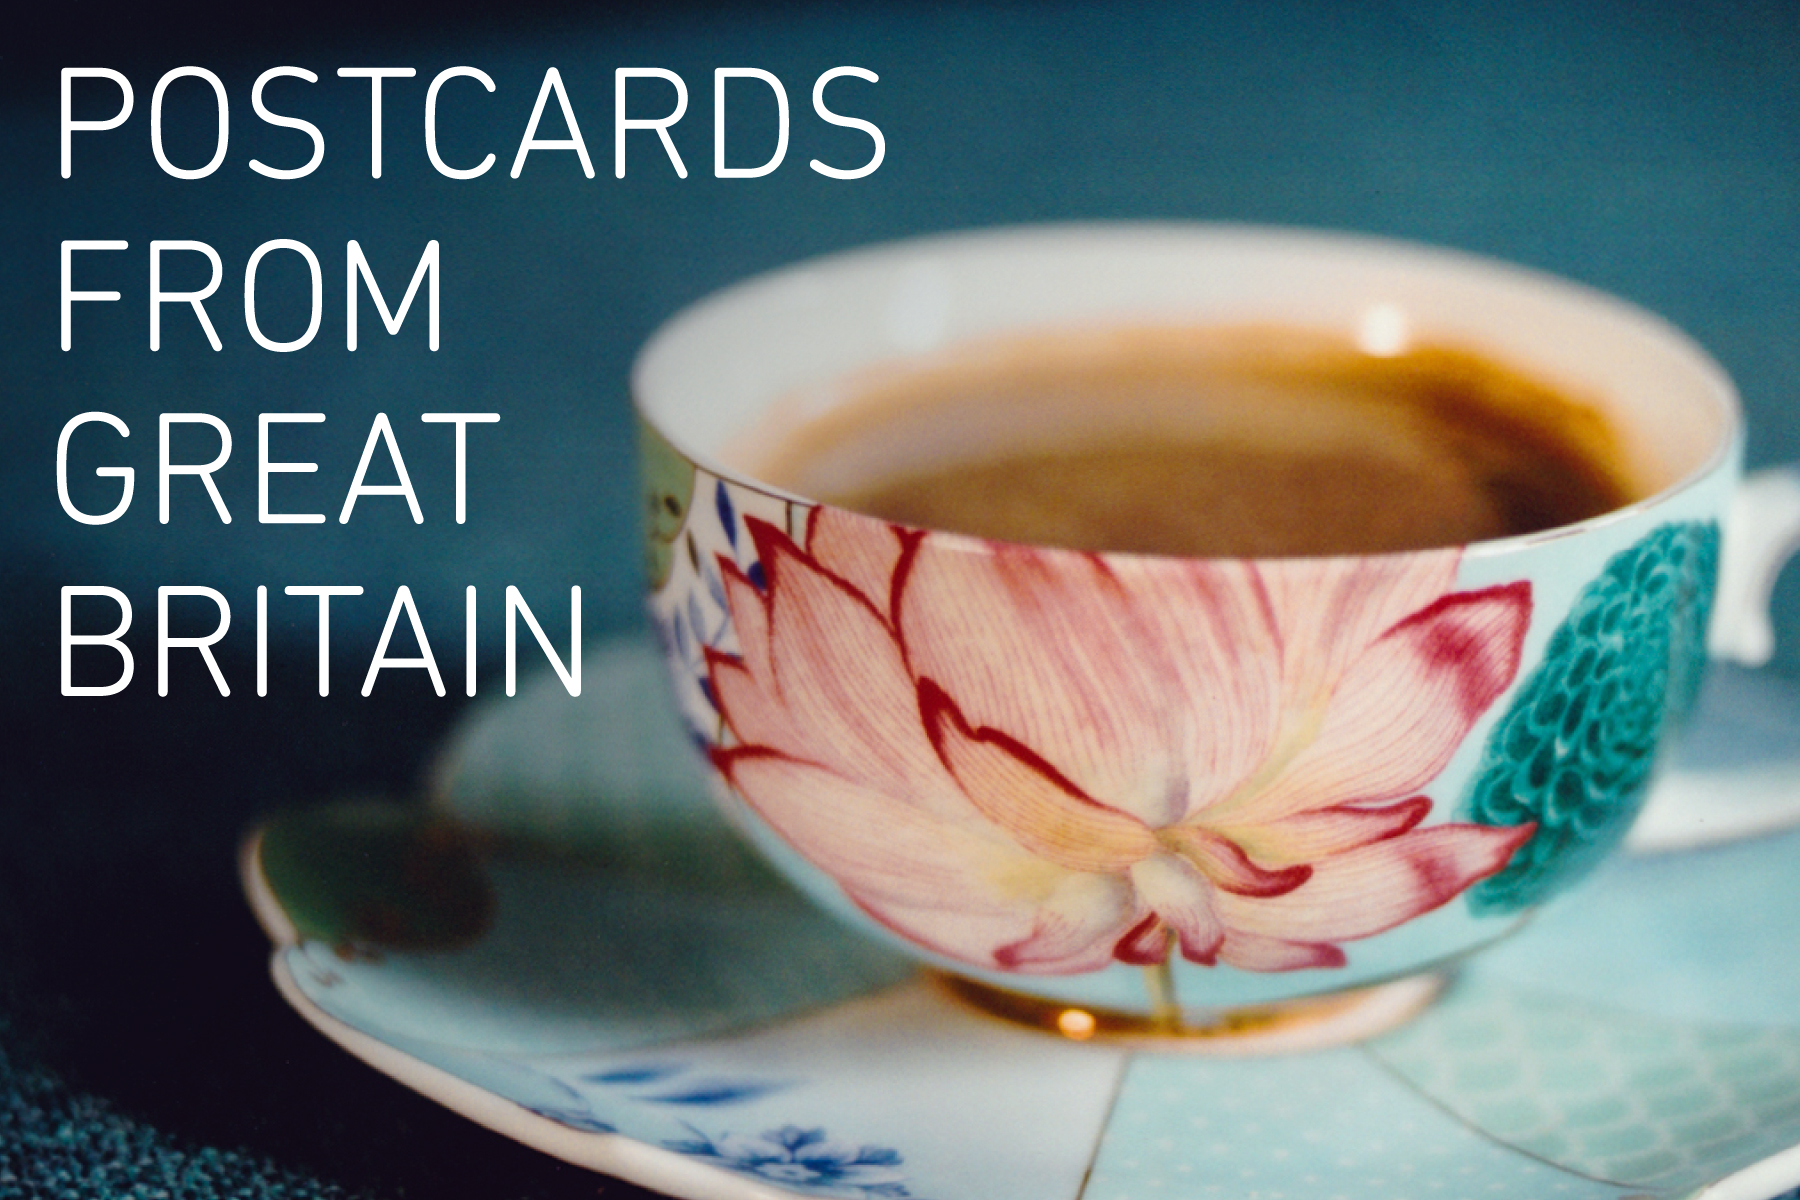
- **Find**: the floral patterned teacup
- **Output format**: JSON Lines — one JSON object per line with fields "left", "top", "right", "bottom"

{"left": 634, "top": 225, "right": 1797, "bottom": 1034}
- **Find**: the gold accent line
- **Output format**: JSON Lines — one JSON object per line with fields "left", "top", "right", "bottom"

{"left": 934, "top": 971, "right": 1442, "bottom": 1052}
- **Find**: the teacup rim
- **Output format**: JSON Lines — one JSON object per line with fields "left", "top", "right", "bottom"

{"left": 633, "top": 220, "right": 1742, "bottom": 566}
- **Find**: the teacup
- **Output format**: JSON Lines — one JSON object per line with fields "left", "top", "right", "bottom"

{"left": 632, "top": 224, "right": 1797, "bottom": 1041}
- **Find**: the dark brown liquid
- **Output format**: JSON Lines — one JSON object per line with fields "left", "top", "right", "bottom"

{"left": 745, "top": 326, "right": 1638, "bottom": 559}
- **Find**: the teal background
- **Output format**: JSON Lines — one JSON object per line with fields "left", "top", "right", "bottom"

{"left": 4, "top": 2, "right": 1800, "bottom": 1196}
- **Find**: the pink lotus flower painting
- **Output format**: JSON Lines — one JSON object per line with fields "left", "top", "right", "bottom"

{"left": 706, "top": 508, "right": 1537, "bottom": 976}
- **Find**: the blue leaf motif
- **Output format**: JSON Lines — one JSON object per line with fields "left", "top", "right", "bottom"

{"left": 716, "top": 481, "right": 739, "bottom": 550}
{"left": 574, "top": 1062, "right": 787, "bottom": 1106}
{"left": 641, "top": 1080, "right": 787, "bottom": 1106}
{"left": 582, "top": 1065, "right": 685, "bottom": 1086}
{"left": 747, "top": 559, "right": 768, "bottom": 592}
{"left": 705, "top": 561, "right": 729, "bottom": 610}
{"left": 687, "top": 591, "right": 708, "bottom": 647}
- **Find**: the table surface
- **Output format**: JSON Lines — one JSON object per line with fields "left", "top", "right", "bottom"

{"left": 5, "top": 1, "right": 1800, "bottom": 1195}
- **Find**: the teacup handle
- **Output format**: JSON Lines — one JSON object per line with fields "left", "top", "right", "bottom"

{"left": 1709, "top": 466, "right": 1800, "bottom": 666}
{"left": 1636, "top": 465, "right": 1800, "bottom": 851}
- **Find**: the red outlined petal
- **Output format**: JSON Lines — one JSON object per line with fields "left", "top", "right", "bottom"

{"left": 715, "top": 748, "right": 1008, "bottom": 909}
{"left": 717, "top": 749, "right": 1140, "bottom": 974}
{"left": 921, "top": 679, "right": 1156, "bottom": 873}
{"left": 1215, "top": 821, "right": 1535, "bottom": 944}
{"left": 988, "top": 872, "right": 1143, "bottom": 974}
{"left": 805, "top": 506, "right": 912, "bottom": 622}
{"left": 900, "top": 539, "right": 1283, "bottom": 827}
{"left": 717, "top": 520, "right": 952, "bottom": 811}
{"left": 1158, "top": 825, "right": 1313, "bottom": 897}
{"left": 1214, "top": 582, "right": 1530, "bottom": 828}
{"left": 1209, "top": 796, "right": 1432, "bottom": 869}
{"left": 1129, "top": 854, "right": 1226, "bottom": 965}
{"left": 1218, "top": 932, "right": 1348, "bottom": 972}
{"left": 1113, "top": 914, "right": 1170, "bottom": 965}
{"left": 1257, "top": 552, "right": 1463, "bottom": 705}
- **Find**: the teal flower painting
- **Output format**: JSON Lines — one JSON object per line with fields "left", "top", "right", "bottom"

{"left": 1462, "top": 522, "right": 1720, "bottom": 914}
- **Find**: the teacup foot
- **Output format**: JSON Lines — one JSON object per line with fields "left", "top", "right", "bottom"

{"left": 934, "top": 972, "right": 1445, "bottom": 1055}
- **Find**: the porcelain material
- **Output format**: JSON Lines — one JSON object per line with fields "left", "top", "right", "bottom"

{"left": 632, "top": 225, "right": 1791, "bottom": 1018}
{"left": 247, "top": 636, "right": 1800, "bottom": 1200}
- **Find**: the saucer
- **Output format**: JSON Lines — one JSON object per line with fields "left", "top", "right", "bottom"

{"left": 1630, "top": 663, "right": 1800, "bottom": 851}
{"left": 244, "top": 636, "right": 1800, "bottom": 1200}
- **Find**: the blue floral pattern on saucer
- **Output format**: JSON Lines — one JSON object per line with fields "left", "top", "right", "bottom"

{"left": 667, "top": 1124, "right": 917, "bottom": 1198}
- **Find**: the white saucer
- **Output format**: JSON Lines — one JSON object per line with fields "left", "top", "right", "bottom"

{"left": 242, "top": 636, "right": 1800, "bottom": 1200}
